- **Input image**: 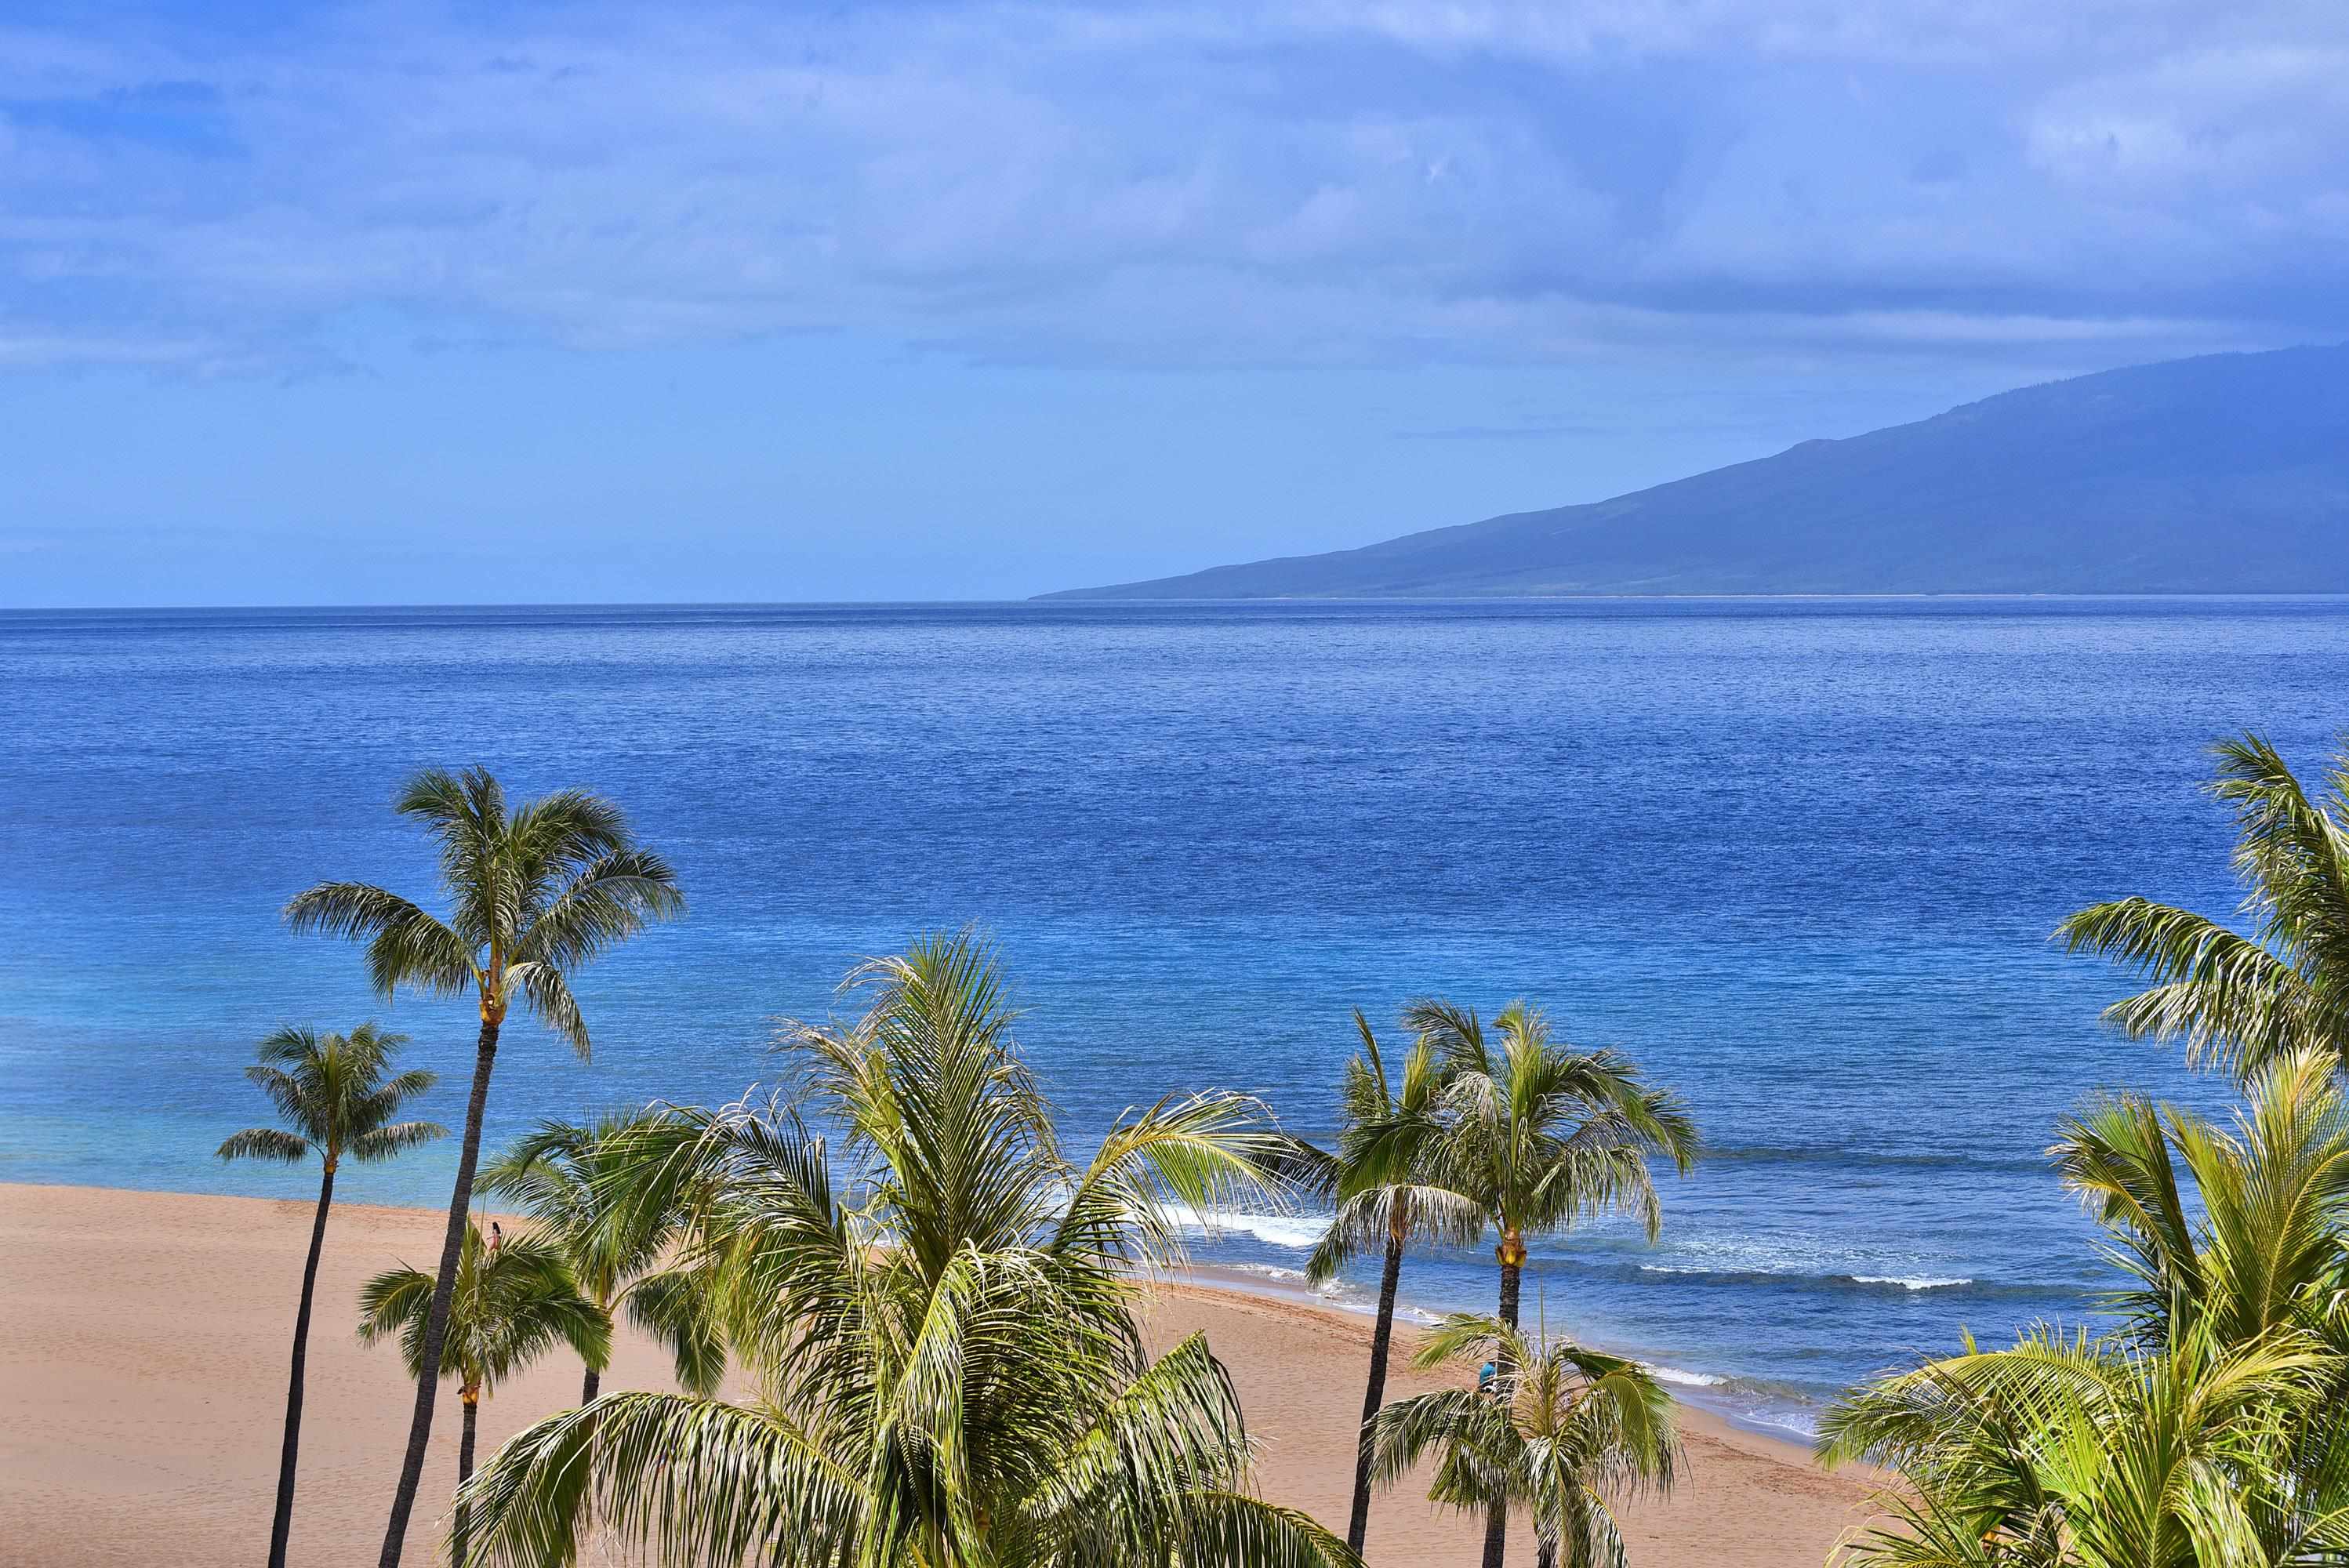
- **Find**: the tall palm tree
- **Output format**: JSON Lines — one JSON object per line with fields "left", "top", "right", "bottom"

{"left": 1406, "top": 999, "right": 1697, "bottom": 1568}
{"left": 479, "top": 1112, "right": 724, "bottom": 1404}
{"left": 285, "top": 764, "right": 682, "bottom": 1568}
{"left": 2059, "top": 733, "right": 2349, "bottom": 1076}
{"left": 451, "top": 932, "right": 1358, "bottom": 1568}
{"left": 217, "top": 1023, "right": 445, "bottom": 1568}
{"left": 1304, "top": 1010, "right": 1483, "bottom": 1559}
{"left": 359, "top": 1223, "right": 610, "bottom": 1568}
{"left": 1373, "top": 1316, "right": 1679, "bottom": 1568}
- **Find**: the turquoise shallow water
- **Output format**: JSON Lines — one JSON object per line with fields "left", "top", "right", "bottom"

{"left": 4, "top": 598, "right": 2340, "bottom": 1432}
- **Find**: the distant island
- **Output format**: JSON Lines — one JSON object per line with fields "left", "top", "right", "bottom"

{"left": 1042, "top": 343, "right": 2349, "bottom": 598}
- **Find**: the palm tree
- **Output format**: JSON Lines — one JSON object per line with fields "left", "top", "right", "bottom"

{"left": 2051, "top": 1048, "right": 2349, "bottom": 1351}
{"left": 479, "top": 1112, "right": 724, "bottom": 1404}
{"left": 1405, "top": 999, "right": 1697, "bottom": 1568}
{"left": 2059, "top": 733, "right": 2349, "bottom": 1076}
{"left": 1819, "top": 1323, "right": 2349, "bottom": 1567}
{"left": 451, "top": 932, "right": 1357, "bottom": 1568}
{"left": 1304, "top": 1010, "right": 1483, "bottom": 1559}
{"left": 217, "top": 1023, "right": 445, "bottom": 1568}
{"left": 1373, "top": 1316, "right": 1679, "bottom": 1568}
{"left": 285, "top": 764, "right": 681, "bottom": 1568}
{"left": 359, "top": 1223, "right": 610, "bottom": 1568}
{"left": 1818, "top": 1049, "right": 2349, "bottom": 1566}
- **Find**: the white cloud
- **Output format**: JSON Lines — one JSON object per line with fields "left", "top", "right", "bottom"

{"left": 0, "top": 0, "right": 2341, "bottom": 374}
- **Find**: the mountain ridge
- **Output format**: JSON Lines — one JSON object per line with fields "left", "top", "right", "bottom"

{"left": 1040, "top": 344, "right": 2349, "bottom": 599}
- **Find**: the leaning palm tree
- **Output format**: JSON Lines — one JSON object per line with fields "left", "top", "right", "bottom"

{"left": 1405, "top": 999, "right": 1696, "bottom": 1568}
{"left": 452, "top": 931, "right": 1357, "bottom": 1568}
{"left": 1304, "top": 1010, "right": 1483, "bottom": 1559}
{"left": 479, "top": 1112, "right": 724, "bottom": 1403}
{"left": 286, "top": 764, "right": 681, "bottom": 1568}
{"left": 217, "top": 1023, "right": 445, "bottom": 1568}
{"left": 1373, "top": 1316, "right": 1679, "bottom": 1568}
{"left": 360, "top": 1223, "right": 611, "bottom": 1568}
{"left": 2059, "top": 733, "right": 2349, "bottom": 1077}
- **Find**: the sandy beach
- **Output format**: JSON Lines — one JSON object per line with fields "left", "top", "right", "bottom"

{"left": 0, "top": 1182, "right": 1875, "bottom": 1566}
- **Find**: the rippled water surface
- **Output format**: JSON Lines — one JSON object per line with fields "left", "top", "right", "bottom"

{"left": 6, "top": 599, "right": 2343, "bottom": 1432}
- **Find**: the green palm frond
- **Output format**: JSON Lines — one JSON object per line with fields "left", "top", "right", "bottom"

{"left": 1374, "top": 1315, "right": 1676, "bottom": 1553}
{"left": 2058, "top": 732, "right": 2349, "bottom": 1076}
{"left": 350, "top": 1121, "right": 450, "bottom": 1162}
{"left": 629, "top": 1265, "right": 728, "bottom": 1397}
{"left": 360, "top": 1224, "right": 610, "bottom": 1392}
{"left": 217, "top": 1127, "right": 313, "bottom": 1163}
{"left": 1305, "top": 1183, "right": 1487, "bottom": 1282}
{"left": 283, "top": 884, "right": 478, "bottom": 997}
{"left": 1405, "top": 997, "right": 1695, "bottom": 1246}
{"left": 459, "top": 1393, "right": 866, "bottom": 1568}
{"left": 453, "top": 935, "right": 1349, "bottom": 1568}
{"left": 1825, "top": 1048, "right": 2349, "bottom": 1568}
{"left": 1053, "top": 1091, "right": 1289, "bottom": 1275}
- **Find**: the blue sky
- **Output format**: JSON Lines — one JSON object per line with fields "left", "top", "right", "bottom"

{"left": 3, "top": 0, "right": 2345, "bottom": 604}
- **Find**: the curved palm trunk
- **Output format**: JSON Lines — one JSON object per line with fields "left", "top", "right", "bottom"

{"left": 454, "top": 1395, "right": 480, "bottom": 1568}
{"left": 1481, "top": 1236, "right": 1524, "bottom": 1568}
{"left": 1346, "top": 1202, "right": 1410, "bottom": 1558}
{"left": 265, "top": 1160, "right": 336, "bottom": 1568}
{"left": 378, "top": 1018, "right": 499, "bottom": 1568}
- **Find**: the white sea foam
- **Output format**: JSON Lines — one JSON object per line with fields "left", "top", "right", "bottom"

{"left": 1162, "top": 1203, "right": 1327, "bottom": 1251}
{"left": 1643, "top": 1363, "right": 1726, "bottom": 1388}
{"left": 1852, "top": 1275, "right": 1973, "bottom": 1290}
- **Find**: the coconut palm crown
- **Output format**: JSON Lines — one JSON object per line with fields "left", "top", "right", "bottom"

{"left": 452, "top": 931, "right": 1359, "bottom": 1568}
{"left": 1373, "top": 1316, "right": 1679, "bottom": 1568}
{"left": 285, "top": 764, "right": 682, "bottom": 1568}
{"left": 1303, "top": 1010, "right": 1483, "bottom": 1559}
{"left": 479, "top": 1112, "right": 725, "bottom": 1404}
{"left": 2060, "top": 733, "right": 2349, "bottom": 1076}
{"left": 220, "top": 1023, "right": 445, "bottom": 1568}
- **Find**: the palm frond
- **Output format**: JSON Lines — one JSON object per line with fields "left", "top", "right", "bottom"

{"left": 217, "top": 1127, "right": 313, "bottom": 1163}
{"left": 349, "top": 1120, "right": 448, "bottom": 1163}
{"left": 456, "top": 1393, "right": 865, "bottom": 1568}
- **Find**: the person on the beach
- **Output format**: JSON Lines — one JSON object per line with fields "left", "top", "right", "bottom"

{"left": 1476, "top": 1359, "right": 1497, "bottom": 1396}
{"left": 487, "top": 1220, "right": 503, "bottom": 1255}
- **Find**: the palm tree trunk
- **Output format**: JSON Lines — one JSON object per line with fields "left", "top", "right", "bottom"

{"left": 1481, "top": 1244, "right": 1523, "bottom": 1568}
{"left": 454, "top": 1396, "right": 479, "bottom": 1568}
{"left": 580, "top": 1365, "right": 600, "bottom": 1405}
{"left": 1346, "top": 1209, "right": 1408, "bottom": 1558}
{"left": 265, "top": 1160, "right": 336, "bottom": 1568}
{"left": 377, "top": 1018, "right": 499, "bottom": 1568}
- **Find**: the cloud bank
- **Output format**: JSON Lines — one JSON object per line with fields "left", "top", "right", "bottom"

{"left": 2, "top": 0, "right": 2344, "bottom": 374}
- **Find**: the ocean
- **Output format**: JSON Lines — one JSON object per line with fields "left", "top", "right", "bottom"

{"left": 5, "top": 598, "right": 2340, "bottom": 1436}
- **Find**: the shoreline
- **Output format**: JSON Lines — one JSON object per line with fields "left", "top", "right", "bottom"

{"left": 1173, "top": 1258, "right": 1827, "bottom": 1451}
{"left": 2, "top": 1181, "right": 1875, "bottom": 1566}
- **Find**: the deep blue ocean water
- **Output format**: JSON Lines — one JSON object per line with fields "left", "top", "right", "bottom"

{"left": 5, "top": 598, "right": 2343, "bottom": 1435}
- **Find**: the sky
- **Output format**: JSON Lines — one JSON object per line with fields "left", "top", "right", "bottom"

{"left": 3, "top": 0, "right": 2346, "bottom": 604}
